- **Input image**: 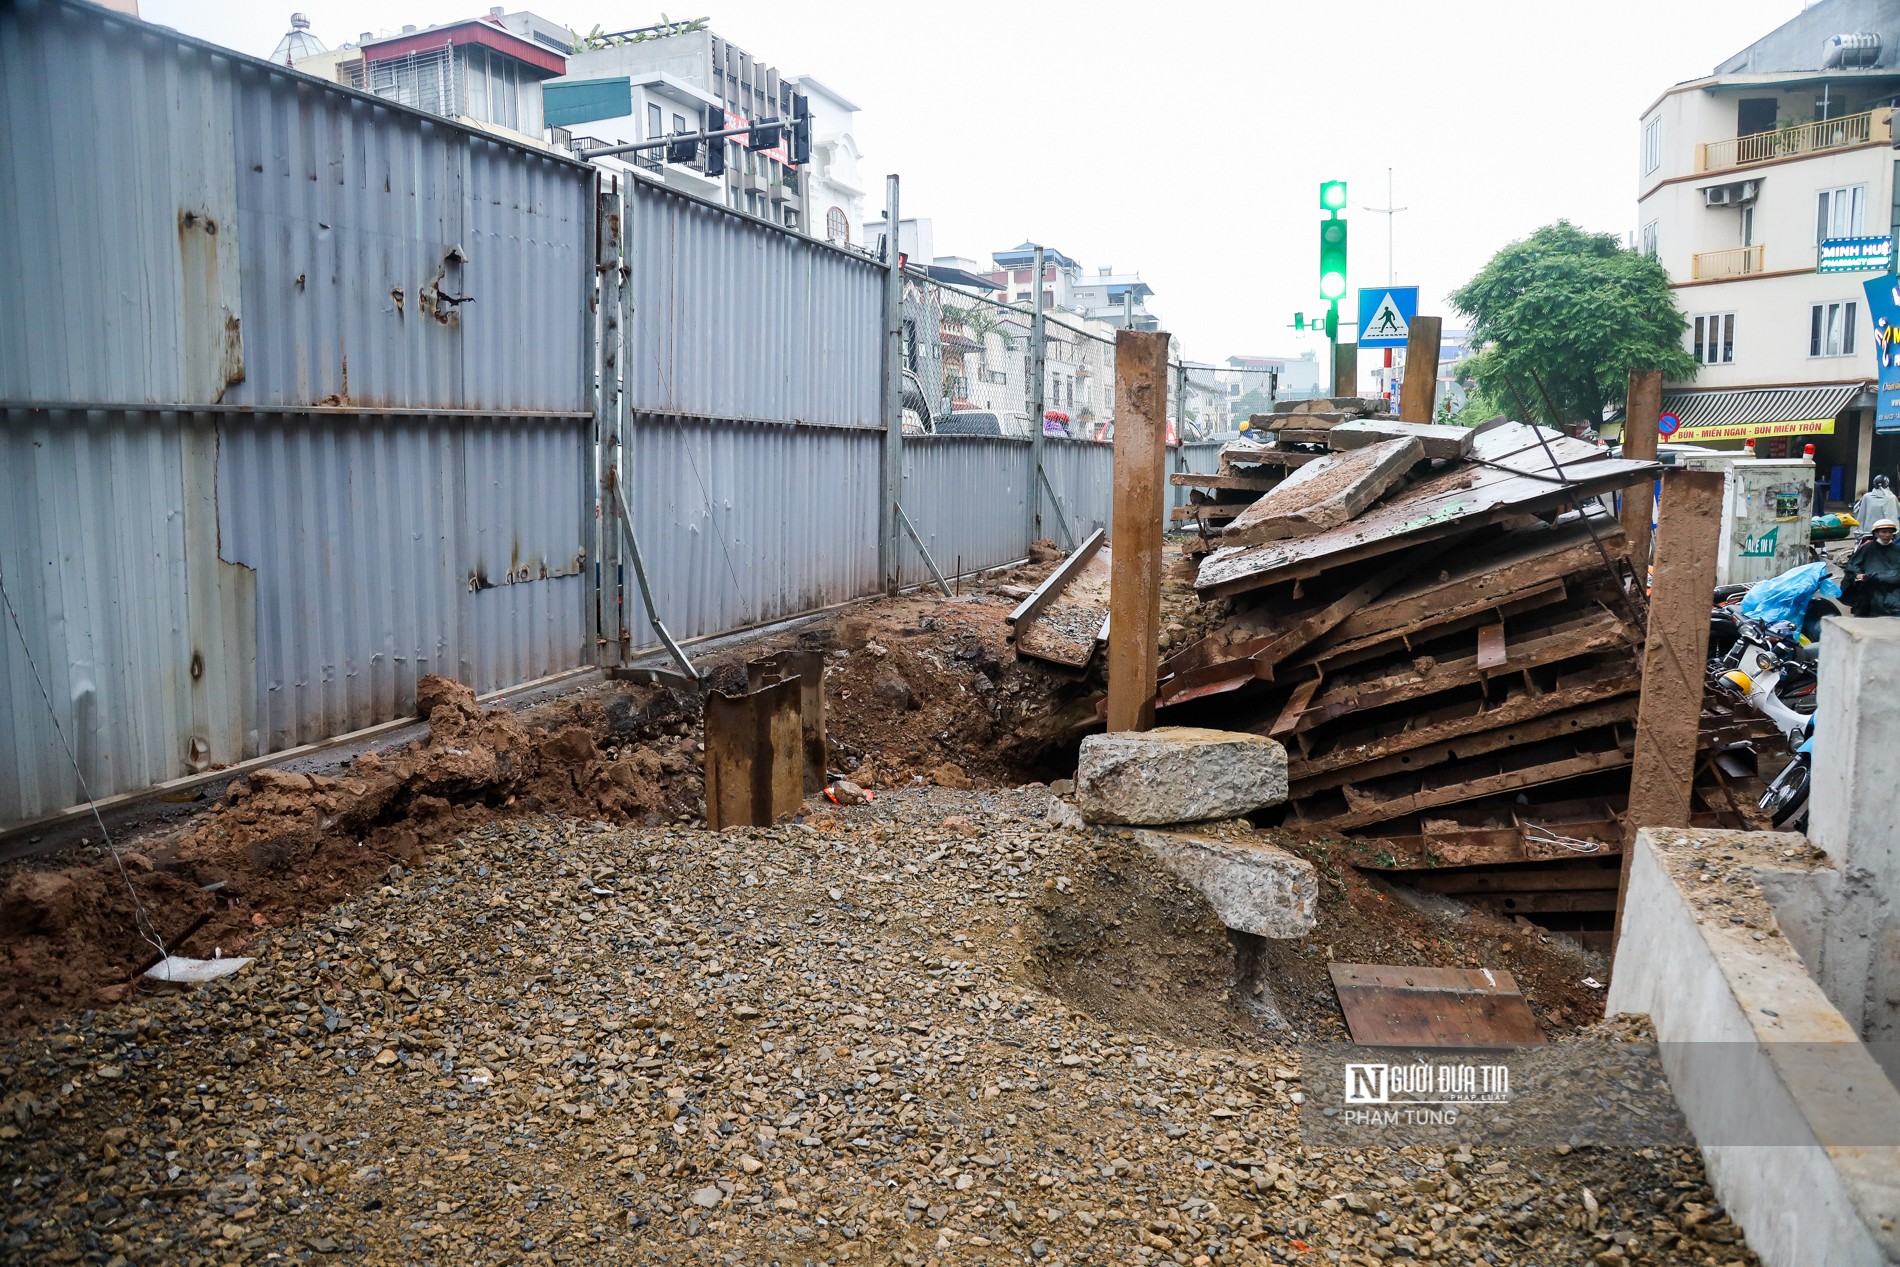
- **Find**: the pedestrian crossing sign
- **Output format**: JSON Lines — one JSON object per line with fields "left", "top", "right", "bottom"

{"left": 1357, "top": 286, "right": 1418, "bottom": 348}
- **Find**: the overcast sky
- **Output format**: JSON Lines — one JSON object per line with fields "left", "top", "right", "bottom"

{"left": 146, "top": 0, "right": 1803, "bottom": 364}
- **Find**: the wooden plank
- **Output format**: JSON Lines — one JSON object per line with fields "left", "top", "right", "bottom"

{"left": 1171, "top": 470, "right": 1283, "bottom": 492}
{"left": 1617, "top": 468, "right": 1723, "bottom": 949}
{"left": 1288, "top": 696, "right": 1640, "bottom": 797}
{"left": 1620, "top": 369, "right": 1662, "bottom": 572}
{"left": 1406, "top": 860, "right": 1624, "bottom": 895}
{"left": 1107, "top": 330, "right": 1169, "bottom": 733}
{"left": 1399, "top": 316, "right": 1442, "bottom": 423}
{"left": 1467, "top": 890, "right": 1619, "bottom": 915}
{"left": 1269, "top": 676, "right": 1321, "bottom": 738}
{"left": 1475, "top": 623, "right": 1507, "bottom": 670}
{"left": 1156, "top": 557, "right": 1416, "bottom": 708}
{"left": 1170, "top": 502, "right": 1246, "bottom": 524}
{"left": 1329, "top": 962, "right": 1544, "bottom": 1047}
{"left": 1297, "top": 745, "right": 1633, "bottom": 832}
{"left": 1007, "top": 527, "right": 1106, "bottom": 628}
{"left": 1290, "top": 609, "right": 1632, "bottom": 735}
{"left": 1195, "top": 436, "right": 1659, "bottom": 601}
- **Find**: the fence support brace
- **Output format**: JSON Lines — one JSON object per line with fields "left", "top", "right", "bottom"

{"left": 614, "top": 483, "right": 701, "bottom": 684}
{"left": 895, "top": 502, "right": 953, "bottom": 597}
{"left": 1037, "top": 466, "right": 1077, "bottom": 553}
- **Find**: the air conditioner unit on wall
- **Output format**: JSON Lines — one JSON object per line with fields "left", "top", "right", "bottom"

{"left": 1705, "top": 186, "right": 1734, "bottom": 207}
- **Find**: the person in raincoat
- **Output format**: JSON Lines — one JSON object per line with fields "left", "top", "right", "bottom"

{"left": 1847, "top": 518, "right": 1900, "bottom": 616}
{"left": 1853, "top": 475, "right": 1899, "bottom": 528}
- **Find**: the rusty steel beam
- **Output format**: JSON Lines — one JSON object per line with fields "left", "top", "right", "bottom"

{"left": 704, "top": 677, "right": 805, "bottom": 830}
{"left": 747, "top": 651, "right": 827, "bottom": 794}
{"left": 1616, "top": 467, "right": 1723, "bottom": 950}
{"left": 1008, "top": 527, "right": 1107, "bottom": 630}
{"left": 1106, "top": 329, "right": 1171, "bottom": 733}
{"left": 1398, "top": 315, "right": 1442, "bottom": 423}
{"left": 1332, "top": 341, "right": 1357, "bottom": 398}
{"left": 1620, "top": 369, "right": 1662, "bottom": 576}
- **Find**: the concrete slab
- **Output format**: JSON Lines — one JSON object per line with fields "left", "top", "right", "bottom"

{"left": 1328, "top": 418, "right": 1476, "bottom": 461}
{"left": 1607, "top": 826, "right": 1900, "bottom": 1267}
{"left": 1134, "top": 828, "right": 1317, "bottom": 938}
{"left": 1075, "top": 726, "right": 1288, "bottom": 825}
{"left": 1220, "top": 436, "right": 1423, "bottom": 547}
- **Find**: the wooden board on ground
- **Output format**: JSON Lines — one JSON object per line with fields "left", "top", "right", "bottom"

{"left": 1329, "top": 963, "right": 1545, "bottom": 1047}
{"left": 1015, "top": 546, "right": 1113, "bottom": 667}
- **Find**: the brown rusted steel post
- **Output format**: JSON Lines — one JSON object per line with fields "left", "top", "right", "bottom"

{"left": 1615, "top": 468, "right": 1724, "bottom": 952}
{"left": 704, "top": 678, "right": 805, "bottom": 829}
{"left": 1333, "top": 340, "right": 1357, "bottom": 399}
{"left": 748, "top": 651, "right": 827, "bottom": 794}
{"left": 1107, "top": 329, "right": 1170, "bottom": 732}
{"left": 1620, "top": 369, "right": 1663, "bottom": 581}
{"left": 1398, "top": 316, "right": 1442, "bottom": 422}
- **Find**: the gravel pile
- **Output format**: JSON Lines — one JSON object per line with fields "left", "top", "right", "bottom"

{"left": 0, "top": 788, "right": 1757, "bottom": 1265}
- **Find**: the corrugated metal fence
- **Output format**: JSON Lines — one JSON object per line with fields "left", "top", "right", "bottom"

{"left": 0, "top": 0, "right": 593, "bottom": 827}
{"left": 0, "top": 0, "right": 1200, "bottom": 832}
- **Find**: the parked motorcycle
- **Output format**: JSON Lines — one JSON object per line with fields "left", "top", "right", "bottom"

{"left": 1758, "top": 725, "right": 1813, "bottom": 832}
{"left": 1710, "top": 615, "right": 1819, "bottom": 716}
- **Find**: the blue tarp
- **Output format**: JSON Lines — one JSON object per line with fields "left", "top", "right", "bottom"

{"left": 1739, "top": 561, "right": 1841, "bottom": 627}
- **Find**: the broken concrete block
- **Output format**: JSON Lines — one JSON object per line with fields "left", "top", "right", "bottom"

{"left": 1135, "top": 829, "right": 1317, "bottom": 938}
{"left": 1075, "top": 726, "right": 1288, "bottom": 825}
{"left": 1220, "top": 435, "right": 1423, "bottom": 547}
{"left": 1327, "top": 418, "right": 1476, "bottom": 461}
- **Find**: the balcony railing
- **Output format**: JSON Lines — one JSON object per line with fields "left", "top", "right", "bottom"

{"left": 1697, "top": 108, "right": 1892, "bottom": 173}
{"left": 1691, "top": 244, "right": 1766, "bottom": 279}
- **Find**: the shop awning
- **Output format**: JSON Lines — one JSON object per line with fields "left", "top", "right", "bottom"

{"left": 1659, "top": 384, "right": 1868, "bottom": 442}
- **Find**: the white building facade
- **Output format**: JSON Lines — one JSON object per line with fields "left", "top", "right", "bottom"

{"left": 1637, "top": 0, "right": 1900, "bottom": 498}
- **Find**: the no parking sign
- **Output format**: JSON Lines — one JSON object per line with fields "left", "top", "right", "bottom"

{"left": 1657, "top": 412, "right": 1681, "bottom": 438}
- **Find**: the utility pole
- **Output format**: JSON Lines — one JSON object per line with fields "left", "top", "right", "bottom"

{"left": 1028, "top": 245, "right": 1047, "bottom": 547}
{"left": 1363, "top": 168, "right": 1407, "bottom": 400}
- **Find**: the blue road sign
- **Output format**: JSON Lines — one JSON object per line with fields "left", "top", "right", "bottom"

{"left": 1357, "top": 286, "right": 1419, "bottom": 348}
{"left": 1658, "top": 412, "right": 1681, "bottom": 437}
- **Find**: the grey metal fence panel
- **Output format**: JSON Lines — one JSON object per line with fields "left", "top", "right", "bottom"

{"left": 619, "top": 417, "right": 881, "bottom": 649}
{"left": 1171, "top": 440, "right": 1224, "bottom": 510}
{"left": 900, "top": 436, "right": 1032, "bottom": 583}
{"left": 0, "top": 412, "right": 197, "bottom": 824}
{"left": 0, "top": 409, "right": 586, "bottom": 828}
{"left": 622, "top": 181, "right": 885, "bottom": 429}
{"left": 1041, "top": 438, "right": 1116, "bottom": 542}
{"left": 217, "top": 415, "right": 587, "bottom": 753}
{"left": 0, "top": 0, "right": 592, "bottom": 413}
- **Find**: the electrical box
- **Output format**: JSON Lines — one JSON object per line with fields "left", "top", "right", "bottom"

{"left": 1675, "top": 454, "right": 1815, "bottom": 585}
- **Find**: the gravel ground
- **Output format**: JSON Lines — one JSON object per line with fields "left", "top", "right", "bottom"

{"left": 0, "top": 788, "right": 1756, "bottom": 1266}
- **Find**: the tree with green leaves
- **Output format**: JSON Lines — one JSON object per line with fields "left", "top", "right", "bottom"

{"left": 1450, "top": 221, "right": 1696, "bottom": 427}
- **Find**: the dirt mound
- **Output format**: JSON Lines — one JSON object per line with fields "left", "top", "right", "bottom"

{"left": 1026, "top": 834, "right": 1267, "bottom": 1045}
{"left": 0, "top": 675, "right": 708, "bottom": 1032}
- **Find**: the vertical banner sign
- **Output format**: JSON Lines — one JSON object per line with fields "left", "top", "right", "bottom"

{"left": 1863, "top": 276, "right": 1900, "bottom": 432}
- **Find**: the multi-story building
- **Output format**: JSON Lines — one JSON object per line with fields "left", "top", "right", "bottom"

{"left": 556, "top": 22, "right": 811, "bottom": 231}
{"left": 985, "top": 245, "right": 1083, "bottom": 309}
{"left": 795, "top": 77, "right": 866, "bottom": 248}
{"left": 1637, "top": 0, "right": 1900, "bottom": 497}
{"left": 1071, "top": 266, "right": 1159, "bottom": 331}
{"left": 291, "top": 10, "right": 566, "bottom": 150}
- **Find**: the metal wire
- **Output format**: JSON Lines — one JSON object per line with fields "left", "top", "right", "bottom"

{"left": 0, "top": 564, "right": 170, "bottom": 964}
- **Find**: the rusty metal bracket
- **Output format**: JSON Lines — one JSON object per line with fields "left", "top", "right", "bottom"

{"left": 613, "top": 482, "right": 700, "bottom": 683}
{"left": 894, "top": 501, "right": 953, "bottom": 597}
{"left": 704, "top": 676, "right": 805, "bottom": 830}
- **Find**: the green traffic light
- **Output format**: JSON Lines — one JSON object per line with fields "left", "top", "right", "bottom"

{"left": 1319, "top": 180, "right": 1348, "bottom": 212}
{"left": 1318, "top": 217, "right": 1348, "bottom": 301}
{"left": 1320, "top": 272, "right": 1346, "bottom": 300}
